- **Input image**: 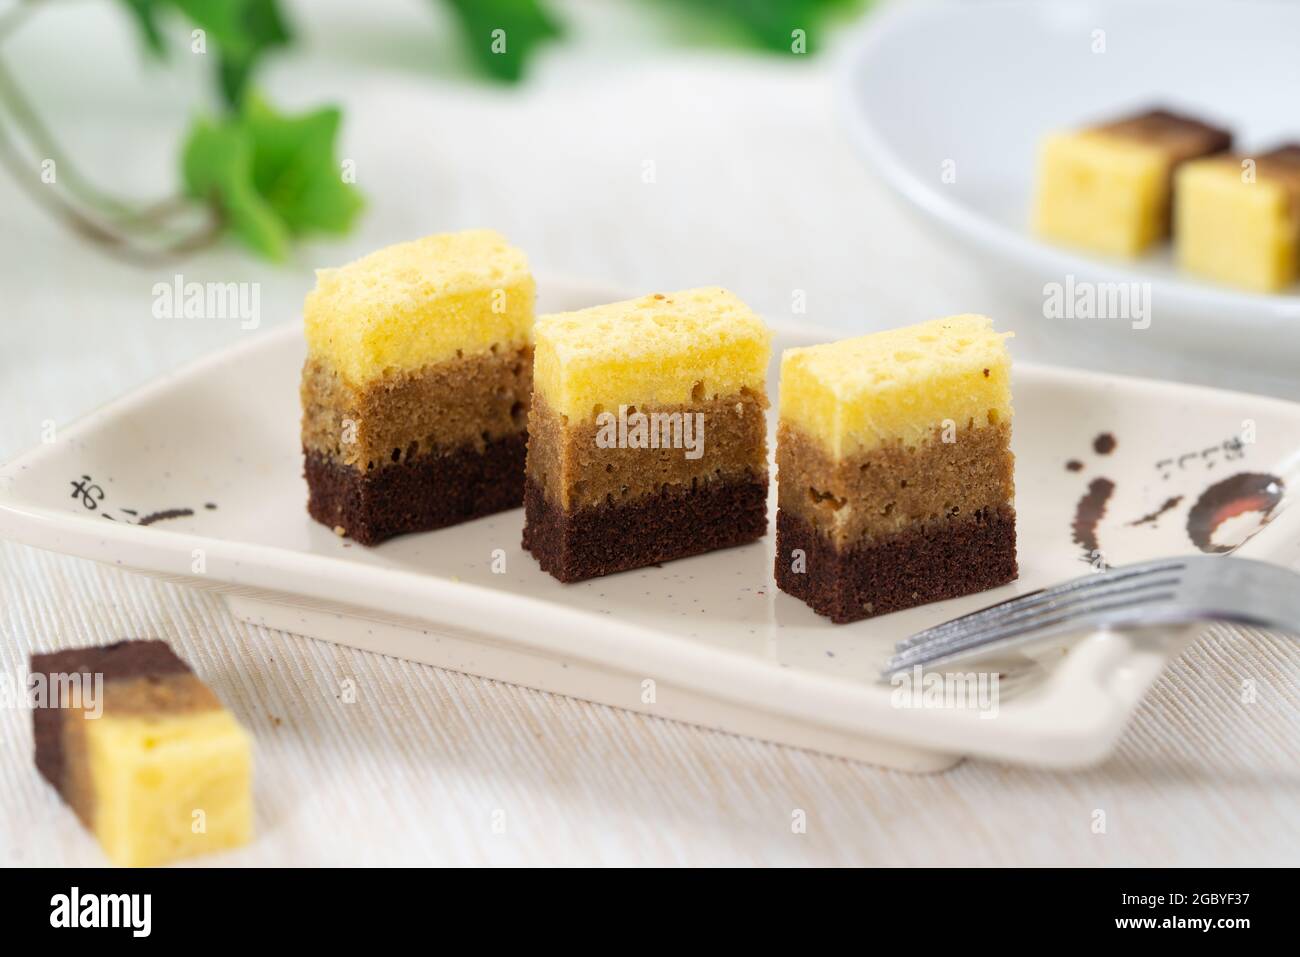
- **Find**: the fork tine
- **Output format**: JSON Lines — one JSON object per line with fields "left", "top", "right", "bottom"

{"left": 887, "top": 584, "right": 1177, "bottom": 667}
{"left": 892, "top": 559, "right": 1188, "bottom": 652}
{"left": 894, "top": 559, "right": 1187, "bottom": 651}
{"left": 882, "top": 560, "right": 1191, "bottom": 679}
{"left": 894, "top": 573, "right": 1184, "bottom": 664}
{"left": 882, "top": 588, "right": 1181, "bottom": 676}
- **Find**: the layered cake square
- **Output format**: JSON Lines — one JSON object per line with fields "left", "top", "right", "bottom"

{"left": 1176, "top": 144, "right": 1300, "bottom": 291}
{"left": 522, "top": 289, "right": 771, "bottom": 582}
{"left": 774, "top": 315, "right": 1017, "bottom": 623}
{"left": 31, "top": 640, "right": 253, "bottom": 867}
{"left": 1034, "top": 108, "right": 1232, "bottom": 256}
{"left": 302, "top": 230, "right": 535, "bottom": 544}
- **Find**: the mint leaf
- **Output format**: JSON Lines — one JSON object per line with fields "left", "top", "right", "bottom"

{"left": 181, "top": 97, "right": 362, "bottom": 260}
{"left": 441, "top": 0, "right": 563, "bottom": 83}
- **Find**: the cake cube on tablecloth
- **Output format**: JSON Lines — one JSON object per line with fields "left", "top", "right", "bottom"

{"left": 774, "top": 315, "right": 1017, "bottom": 623}
{"left": 31, "top": 640, "right": 253, "bottom": 867}
{"left": 301, "top": 230, "right": 535, "bottom": 544}
{"left": 1034, "top": 108, "right": 1232, "bottom": 257}
{"left": 522, "top": 288, "right": 772, "bottom": 582}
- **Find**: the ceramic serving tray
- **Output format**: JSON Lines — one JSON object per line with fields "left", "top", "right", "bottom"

{"left": 3, "top": 277, "right": 1298, "bottom": 771}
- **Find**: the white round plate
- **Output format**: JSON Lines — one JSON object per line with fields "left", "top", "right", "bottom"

{"left": 837, "top": 0, "right": 1300, "bottom": 369}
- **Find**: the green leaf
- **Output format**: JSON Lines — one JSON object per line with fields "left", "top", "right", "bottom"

{"left": 668, "top": 0, "right": 863, "bottom": 55}
{"left": 440, "top": 0, "right": 563, "bottom": 83}
{"left": 170, "top": 0, "right": 290, "bottom": 59}
{"left": 118, "top": 0, "right": 168, "bottom": 56}
{"left": 180, "top": 96, "right": 363, "bottom": 260}
{"left": 181, "top": 116, "right": 291, "bottom": 260}
{"left": 242, "top": 97, "right": 364, "bottom": 235}
{"left": 218, "top": 0, "right": 292, "bottom": 107}
{"left": 116, "top": 0, "right": 291, "bottom": 106}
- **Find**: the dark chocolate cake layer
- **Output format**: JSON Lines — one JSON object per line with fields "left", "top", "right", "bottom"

{"left": 305, "top": 432, "right": 527, "bottom": 546}
{"left": 774, "top": 505, "right": 1018, "bottom": 624}
{"left": 522, "top": 474, "right": 767, "bottom": 583}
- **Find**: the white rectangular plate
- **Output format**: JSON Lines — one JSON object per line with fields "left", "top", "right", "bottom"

{"left": 3, "top": 277, "right": 1298, "bottom": 770}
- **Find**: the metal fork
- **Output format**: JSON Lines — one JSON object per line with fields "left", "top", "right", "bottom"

{"left": 881, "top": 556, "right": 1300, "bottom": 678}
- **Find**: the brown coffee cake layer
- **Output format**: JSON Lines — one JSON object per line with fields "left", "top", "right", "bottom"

{"left": 775, "top": 505, "right": 1018, "bottom": 623}
{"left": 776, "top": 421, "right": 1014, "bottom": 549}
{"left": 522, "top": 473, "right": 767, "bottom": 582}
{"left": 301, "top": 347, "right": 531, "bottom": 471}
{"left": 525, "top": 390, "right": 767, "bottom": 510}
{"left": 305, "top": 432, "right": 527, "bottom": 546}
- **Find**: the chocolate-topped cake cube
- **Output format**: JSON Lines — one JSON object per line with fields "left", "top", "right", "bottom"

{"left": 1176, "top": 144, "right": 1300, "bottom": 291}
{"left": 31, "top": 640, "right": 253, "bottom": 866}
{"left": 1034, "top": 107, "right": 1232, "bottom": 257}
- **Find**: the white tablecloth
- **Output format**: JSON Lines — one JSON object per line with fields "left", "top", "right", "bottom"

{"left": 2, "top": 0, "right": 1298, "bottom": 866}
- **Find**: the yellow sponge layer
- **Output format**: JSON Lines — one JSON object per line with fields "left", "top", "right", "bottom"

{"left": 533, "top": 288, "right": 771, "bottom": 421}
{"left": 304, "top": 230, "right": 535, "bottom": 384}
{"left": 779, "top": 315, "right": 1013, "bottom": 459}
{"left": 1176, "top": 158, "right": 1300, "bottom": 292}
{"left": 1034, "top": 131, "right": 1169, "bottom": 257}
{"left": 86, "top": 710, "right": 253, "bottom": 867}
